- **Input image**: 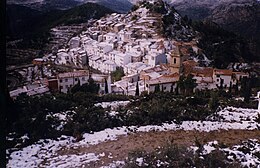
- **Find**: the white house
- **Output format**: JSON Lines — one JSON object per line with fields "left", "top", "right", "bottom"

{"left": 91, "top": 74, "right": 112, "bottom": 94}
{"left": 124, "top": 62, "right": 150, "bottom": 75}
{"left": 147, "top": 53, "right": 167, "bottom": 67}
{"left": 102, "top": 60, "right": 117, "bottom": 73}
{"left": 103, "top": 32, "right": 118, "bottom": 42}
{"left": 89, "top": 55, "right": 102, "bottom": 70}
{"left": 108, "top": 50, "right": 120, "bottom": 61}
{"left": 56, "top": 51, "right": 71, "bottom": 65}
{"left": 146, "top": 73, "right": 180, "bottom": 94}
{"left": 97, "top": 42, "right": 113, "bottom": 56}
{"left": 213, "top": 69, "right": 233, "bottom": 89}
{"left": 115, "top": 53, "right": 131, "bottom": 67}
{"left": 122, "top": 73, "right": 140, "bottom": 83}
{"left": 10, "top": 83, "right": 50, "bottom": 99}
{"left": 69, "top": 36, "right": 80, "bottom": 49}
{"left": 58, "top": 70, "right": 89, "bottom": 93}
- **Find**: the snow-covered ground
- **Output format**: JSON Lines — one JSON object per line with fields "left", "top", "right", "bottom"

{"left": 95, "top": 101, "right": 131, "bottom": 110}
{"left": 191, "top": 139, "right": 260, "bottom": 168}
{"left": 46, "top": 110, "right": 75, "bottom": 131}
{"left": 7, "top": 107, "right": 260, "bottom": 167}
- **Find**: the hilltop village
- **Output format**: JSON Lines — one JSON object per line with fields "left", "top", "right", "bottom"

{"left": 9, "top": 1, "right": 249, "bottom": 98}
{"left": 6, "top": 1, "right": 260, "bottom": 168}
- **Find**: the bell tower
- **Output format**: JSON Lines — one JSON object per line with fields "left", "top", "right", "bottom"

{"left": 169, "top": 45, "right": 183, "bottom": 74}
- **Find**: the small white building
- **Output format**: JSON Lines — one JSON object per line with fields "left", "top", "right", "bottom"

{"left": 213, "top": 69, "right": 233, "bottom": 89}
{"left": 58, "top": 70, "right": 89, "bottom": 93}
{"left": 91, "top": 74, "right": 112, "bottom": 94}
{"left": 69, "top": 36, "right": 80, "bottom": 49}
{"left": 89, "top": 55, "right": 102, "bottom": 70}
{"left": 146, "top": 73, "right": 179, "bottom": 94}
{"left": 115, "top": 53, "right": 131, "bottom": 67}
{"left": 104, "top": 32, "right": 118, "bottom": 42}
{"left": 147, "top": 53, "right": 167, "bottom": 67}
{"left": 10, "top": 83, "right": 50, "bottom": 99}
{"left": 102, "top": 60, "right": 117, "bottom": 73}
{"left": 56, "top": 51, "right": 71, "bottom": 65}
{"left": 97, "top": 42, "right": 113, "bottom": 56}
{"left": 124, "top": 62, "right": 150, "bottom": 75}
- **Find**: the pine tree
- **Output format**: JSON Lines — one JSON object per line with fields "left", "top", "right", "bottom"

{"left": 243, "top": 78, "right": 251, "bottom": 103}
{"left": 209, "top": 91, "right": 219, "bottom": 111}
{"left": 229, "top": 81, "right": 232, "bottom": 93}
{"left": 154, "top": 84, "right": 160, "bottom": 93}
{"left": 105, "top": 78, "right": 108, "bottom": 94}
{"left": 135, "top": 82, "right": 139, "bottom": 96}
{"left": 170, "top": 83, "right": 174, "bottom": 93}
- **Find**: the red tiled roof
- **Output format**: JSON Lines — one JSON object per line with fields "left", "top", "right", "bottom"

{"left": 214, "top": 69, "right": 233, "bottom": 76}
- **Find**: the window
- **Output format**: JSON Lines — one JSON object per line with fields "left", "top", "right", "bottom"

{"left": 60, "top": 79, "right": 63, "bottom": 83}
{"left": 216, "top": 75, "right": 220, "bottom": 77}
{"left": 60, "top": 86, "right": 63, "bottom": 89}
{"left": 164, "top": 87, "right": 166, "bottom": 90}
{"left": 82, "top": 77, "right": 85, "bottom": 81}
{"left": 65, "top": 78, "right": 68, "bottom": 82}
{"left": 174, "top": 58, "right": 176, "bottom": 64}
{"left": 75, "top": 78, "right": 78, "bottom": 81}
{"left": 217, "top": 79, "right": 219, "bottom": 82}
{"left": 66, "top": 85, "right": 69, "bottom": 88}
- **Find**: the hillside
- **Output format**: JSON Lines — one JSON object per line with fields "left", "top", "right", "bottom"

{"left": 7, "top": 0, "right": 133, "bottom": 13}
{"left": 6, "top": 3, "right": 115, "bottom": 47}
{"left": 7, "top": 3, "right": 115, "bottom": 38}
{"left": 7, "top": 96, "right": 260, "bottom": 167}
{"left": 169, "top": 0, "right": 260, "bottom": 41}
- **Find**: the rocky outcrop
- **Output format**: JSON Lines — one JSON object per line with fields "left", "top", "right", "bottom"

{"left": 209, "top": 1, "right": 260, "bottom": 39}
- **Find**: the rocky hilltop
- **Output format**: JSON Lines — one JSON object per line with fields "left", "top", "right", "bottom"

{"left": 169, "top": 0, "right": 260, "bottom": 38}
{"left": 209, "top": 1, "right": 260, "bottom": 39}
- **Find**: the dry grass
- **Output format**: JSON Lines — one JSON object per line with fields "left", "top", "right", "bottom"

{"left": 55, "top": 130, "right": 260, "bottom": 167}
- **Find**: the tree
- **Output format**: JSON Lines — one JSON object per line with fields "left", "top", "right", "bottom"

{"left": 209, "top": 91, "right": 219, "bottom": 111}
{"left": 184, "top": 74, "right": 197, "bottom": 95}
{"left": 178, "top": 75, "right": 197, "bottom": 95}
{"left": 229, "top": 81, "right": 232, "bottom": 93}
{"left": 170, "top": 83, "right": 174, "bottom": 93}
{"left": 70, "top": 80, "right": 81, "bottom": 93}
{"left": 241, "top": 77, "right": 251, "bottom": 103}
{"left": 105, "top": 78, "right": 108, "bottom": 94}
{"left": 154, "top": 84, "right": 160, "bottom": 93}
{"left": 234, "top": 83, "right": 239, "bottom": 95}
{"left": 111, "top": 67, "right": 125, "bottom": 82}
{"left": 219, "top": 79, "right": 224, "bottom": 90}
{"left": 175, "top": 84, "right": 179, "bottom": 95}
{"left": 135, "top": 82, "right": 139, "bottom": 96}
{"left": 177, "top": 76, "right": 185, "bottom": 94}
{"left": 86, "top": 56, "right": 89, "bottom": 66}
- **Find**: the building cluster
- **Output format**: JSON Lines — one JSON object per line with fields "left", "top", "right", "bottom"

{"left": 9, "top": 4, "right": 250, "bottom": 98}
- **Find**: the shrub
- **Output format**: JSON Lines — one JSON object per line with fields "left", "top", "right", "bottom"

{"left": 125, "top": 144, "right": 241, "bottom": 168}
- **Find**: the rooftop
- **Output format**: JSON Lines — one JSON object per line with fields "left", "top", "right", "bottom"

{"left": 58, "top": 70, "right": 89, "bottom": 78}
{"left": 147, "top": 73, "right": 180, "bottom": 85}
{"left": 214, "top": 69, "right": 233, "bottom": 76}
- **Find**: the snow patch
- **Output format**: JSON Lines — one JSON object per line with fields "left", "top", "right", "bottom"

{"left": 95, "top": 101, "right": 130, "bottom": 110}
{"left": 7, "top": 107, "right": 260, "bottom": 167}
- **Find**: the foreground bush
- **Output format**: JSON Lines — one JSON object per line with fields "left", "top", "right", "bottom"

{"left": 125, "top": 144, "right": 241, "bottom": 168}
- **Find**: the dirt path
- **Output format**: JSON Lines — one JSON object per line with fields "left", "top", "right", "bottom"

{"left": 57, "top": 130, "right": 260, "bottom": 167}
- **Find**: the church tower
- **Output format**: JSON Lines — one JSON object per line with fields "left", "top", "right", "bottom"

{"left": 169, "top": 45, "right": 183, "bottom": 74}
